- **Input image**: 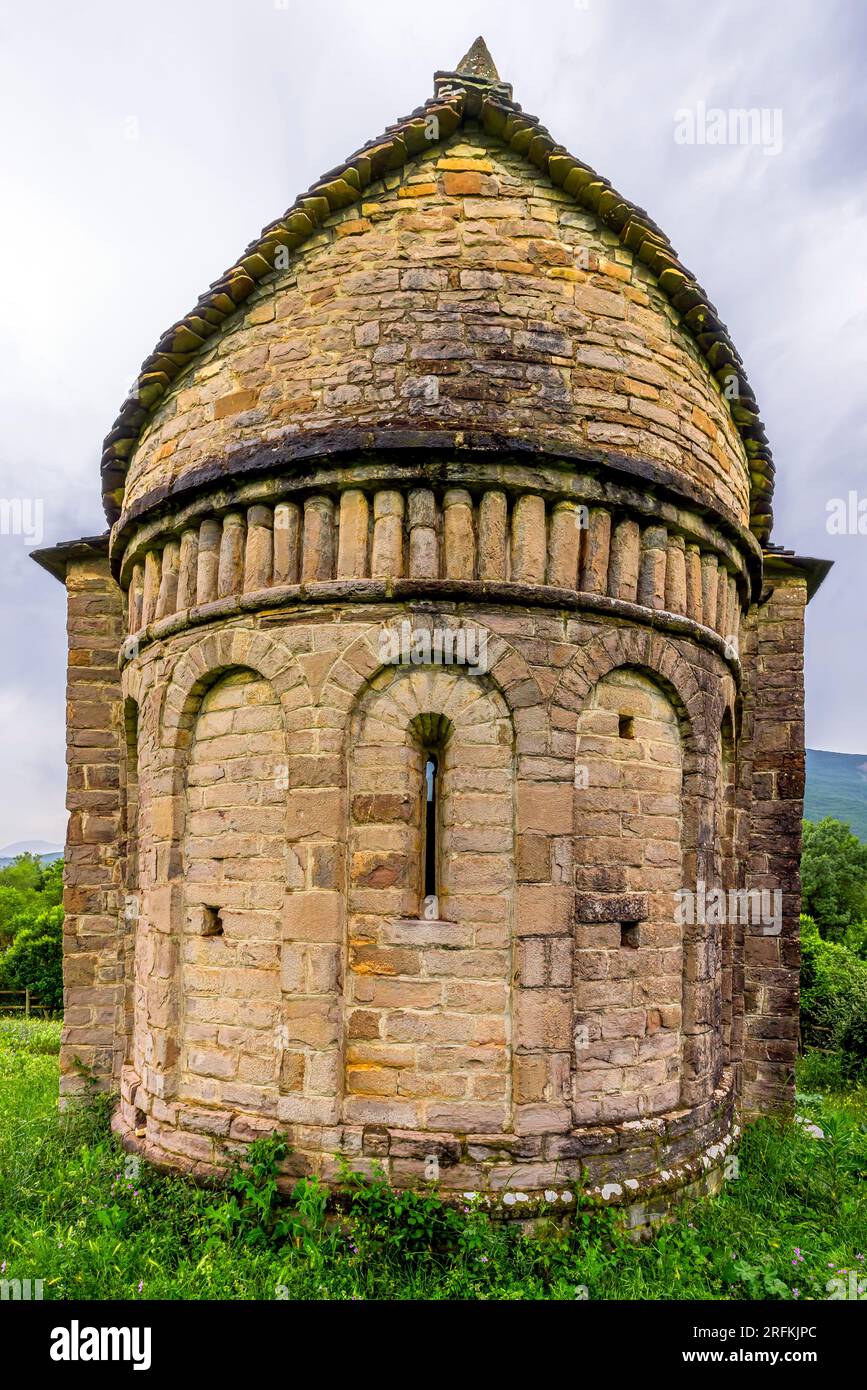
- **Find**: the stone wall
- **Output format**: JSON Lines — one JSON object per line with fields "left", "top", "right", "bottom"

{"left": 60, "top": 549, "right": 126, "bottom": 1099}
{"left": 345, "top": 667, "right": 514, "bottom": 1136}
{"left": 109, "top": 596, "right": 741, "bottom": 1198}
{"left": 740, "top": 566, "right": 807, "bottom": 1115}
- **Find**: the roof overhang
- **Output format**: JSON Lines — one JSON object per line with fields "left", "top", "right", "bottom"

{"left": 762, "top": 547, "right": 833, "bottom": 602}
{"left": 30, "top": 533, "right": 110, "bottom": 584}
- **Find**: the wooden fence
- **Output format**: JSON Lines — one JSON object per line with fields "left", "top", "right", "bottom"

{"left": 0, "top": 988, "right": 51, "bottom": 1017}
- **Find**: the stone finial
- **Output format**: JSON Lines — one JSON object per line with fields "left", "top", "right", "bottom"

{"left": 455, "top": 36, "right": 500, "bottom": 83}
{"left": 434, "top": 35, "right": 513, "bottom": 100}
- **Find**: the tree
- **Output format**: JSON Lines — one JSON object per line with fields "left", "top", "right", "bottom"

{"left": 36, "top": 856, "right": 63, "bottom": 905}
{"left": 0, "top": 853, "right": 44, "bottom": 895}
{"left": 0, "top": 854, "right": 63, "bottom": 949}
{"left": 801, "top": 818, "right": 867, "bottom": 939}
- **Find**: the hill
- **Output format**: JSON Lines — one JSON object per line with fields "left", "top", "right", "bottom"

{"left": 0, "top": 842, "right": 63, "bottom": 870}
{"left": 805, "top": 749, "right": 867, "bottom": 841}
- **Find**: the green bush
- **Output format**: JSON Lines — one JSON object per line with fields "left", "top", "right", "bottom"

{"left": 842, "top": 918, "right": 867, "bottom": 961}
{"left": 1, "top": 905, "right": 63, "bottom": 1011}
{"left": 800, "top": 914, "right": 867, "bottom": 1078}
{"left": 801, "top": 819, "right": 867, "bottom": 939}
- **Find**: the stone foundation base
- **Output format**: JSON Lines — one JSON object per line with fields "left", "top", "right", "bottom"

{"left": 111, "top": 1073, "right": 738, "bottom": 1234}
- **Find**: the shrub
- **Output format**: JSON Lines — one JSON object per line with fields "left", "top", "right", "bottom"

{"left": 800, "top": 914, "right": 867, "bottom": 1078}
{"left": 0, "top": 905, "right": 63, "bottom": 1011}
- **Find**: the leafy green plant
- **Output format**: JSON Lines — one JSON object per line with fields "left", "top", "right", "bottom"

{"left": 0, "top": 855, "right": 63, "bottom": 953}
{"left": 1, "top": 906, "right": 63, "bottom": 1010}
{"left": 205, "top": 1133, "right": 292, "bottom": 1248}
{"left": 0, "top": 1017, "right": 61, "bottom": 1054}
{"left": 338, "top": 1161, "right": 467, "bottom": 1262}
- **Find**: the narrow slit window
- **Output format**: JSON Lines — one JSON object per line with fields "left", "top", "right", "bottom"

{"left": 201, "top": 905, "right": 223, "bottom": 937}
{"left": 620, "top": 921, "right": 640, "bottom": 949}
{"left": 424, "top": 754, "right": 438, "bottom": 902}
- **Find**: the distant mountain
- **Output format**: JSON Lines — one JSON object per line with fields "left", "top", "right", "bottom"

{"left": 0, "top": 840, "right": 63, "bottom": 858}
{"left": 0, "top": 840, "right": 63, "bottom": 869}
{"left": 805, "top": 750, "right": 867, "bottom": 841}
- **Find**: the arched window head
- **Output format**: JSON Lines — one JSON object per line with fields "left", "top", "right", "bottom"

{"left": 409, "top": 712, "right": 453, "bottom": 922}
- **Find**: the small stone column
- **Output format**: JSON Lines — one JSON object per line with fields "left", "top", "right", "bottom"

{"left": 273, "top": 502, "right": 301, "bottom": 584}
{"left": 218, "top": 512, "right": 246, "bottom": 598}
{"left": 637, "top": 525, "right": 667, "bottom": 609}
{"left": 714, "top": 563, "right": 729, "bottom": 634}
{"left": 579, "top": 507, "right": 611, "bottom": 595}
{"left": 700, "top": 552, "right": 719, "bottom": 631}
{"left": 244, "top": 505, "right": 273, "bottom": 591}
{"left": 176, "top": 529, "right": 199, "bottom": 611}
{"left": 510, "top": 494, "right": 546, "bottom": 584}
{"left": 547, "top": 501, "right": 581, "bottom": 589}
{"left": 478, "top": 490, "right": 508, "bottom": 580}
{"left": 664, "top": 533, "right": 687, "bottom": 615}
{"left": 607, "top": 518, "right": 640, "bottom": 602}
{"left": 155, "top": 539, "right": 180, "bottom": 619}
{"left": 442, "top": 488, "right": 475, "bottom": 580}
{"left": 371, "top": 491, "right": 404, "bottom": 578}
{"left": 337, "top": 489, "right": 369, "bottom": 580}
{"left": 141, "top": 550, "right": 161, "bottom": 626}
{"left": 196, "top": 518, "right": 221, "bottom": 605}
{"left": 685, "top": 543, "right": 703, "bottom": 624}
{"left": 302, "top": 496, "right": 336, "bottom": 582}
{"left": 408, "top": 489, "right": 438, "bottom": 578}
{"left": 725, "top": 575, "right": 740, "bottom": 651}
{"left": 128, "top": 562, "right": 144, "bottom": 632}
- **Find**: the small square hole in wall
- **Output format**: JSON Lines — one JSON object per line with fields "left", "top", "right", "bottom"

{"left": 620, "top": 921, "right": 640, "bottom": 949}
{"left": 201, "top": 905, "right": 223, "bottom": 937}
{"left": 618, "top": 714, "right": 635, "bottom": 739}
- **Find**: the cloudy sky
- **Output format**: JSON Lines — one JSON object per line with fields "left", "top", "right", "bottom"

{"left": 0, "top": 0, "right": 864, "bottom": 849}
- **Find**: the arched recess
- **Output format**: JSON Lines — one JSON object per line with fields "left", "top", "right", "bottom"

{"left": 124, "top": 627, "right": 310, "bottom": 1117}
{"left": 121, "top": 696, "right": 140, "bottom": 1068}
{"left": 160, "top": 626, "right": 310, "bottom": 781}
{"left": 573, "top": 666, "right": 690, "bottom": 1124}
{"left": 717, "top": 707, "right": 738, "bottom": 1071}
{"left": 175, "top": 665, "right": 288, "bottom": 1117}
{"left": 557, "top": 627, "right": 723, "bottom": 1122}
{"left": 343, "top": 662, "right": 515, "bottom": 1136}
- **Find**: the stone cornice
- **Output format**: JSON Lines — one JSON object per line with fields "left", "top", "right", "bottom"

{"left": 119, "top": 577, "right": 743, "bottom": 683}
{"left": 108, "top": 429, "right": 764, "bottom": 598}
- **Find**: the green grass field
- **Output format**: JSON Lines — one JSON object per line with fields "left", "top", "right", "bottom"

{"left": 0, "top": 1018, "right": 864, "bottom": 1301}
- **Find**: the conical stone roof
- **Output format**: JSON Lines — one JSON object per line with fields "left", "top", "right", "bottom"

{"left": 101, "top": 41, "right": 775, "bottom": 542}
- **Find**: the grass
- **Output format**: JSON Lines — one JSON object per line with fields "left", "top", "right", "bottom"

{"left": 0, "top": 1018, "right": 864, "bottom": 1301}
